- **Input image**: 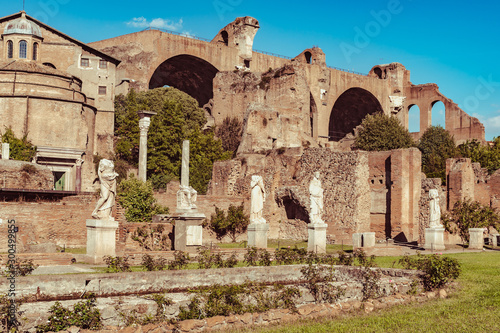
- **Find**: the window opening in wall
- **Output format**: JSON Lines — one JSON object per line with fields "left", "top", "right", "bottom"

{"left": 54, "top": 172, "right": 65, "bottom": 191}
{"left": 98, "top": 86, "right": 107, "bottom": 95}
{"left": 304, "top": 51, "right": 312, "bottom": 64}
{"left": 80, "top": 58, "right": 90, "bottom": 67}
{"left": 99, "top": 59, "right": 107, "bottom": 69}
{"left": 408, "top": 104, "right": 420, "bottom": 133}
{"left": 32, "top": 42, "right": 38, "bottom": 60}
{"left": 7, "top": 40, "right": 13, "bottom": 58}
{"left": 19, "top": 40, "right": 27, "bottom": 59}
{"left": 431, "top": 101, "right": 446, "bottom": 129}
{"left": 244, "top": 59, "right": 250, "bottom": 69}
{"left": 221, "top": 30, "right": 229, "bottom": 46}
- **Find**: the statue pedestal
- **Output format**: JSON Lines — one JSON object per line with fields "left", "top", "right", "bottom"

{"left": 247, "top": 223, "right": 269, "bottom": 248}
{"left": 490, "top": 233, "right": 499, "bottom": 247}
{"left": 352, "top": 232, "right": 376, "bottom": 248}
{"left": 468, "top": 228, "right": 484, "bottom": 250}
{"left": 174, "top": 213, "right": 205, "bottom": 252}
{"left": 307, "top": 223, "right": 327, "bottom": 253}
{"left": 86, "top": 219, "right": 119, "bottom": 263}
{"left": 424, "top": 228, "right": 445, "bottom": 251}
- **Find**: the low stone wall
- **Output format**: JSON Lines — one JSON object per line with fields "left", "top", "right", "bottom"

{"left": 8, "top": 265, "right": 421, "bottom": 331}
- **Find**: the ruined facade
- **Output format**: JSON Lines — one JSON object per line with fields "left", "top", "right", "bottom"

{"left": 0, "top": 11, "right": 120, "bottom": 191}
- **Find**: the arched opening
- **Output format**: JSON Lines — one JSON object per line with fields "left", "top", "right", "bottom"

{"left": 408, "top": 104, "right": 420, "bottom": 133}
{"left": 32, "top": 42, "right": 39, "bottom": 60}
{"left": 373, "top": 67, "right": 386, "bottom": 79}
{"left": 280, "top": 195, "right": 310, "bottom": 223}
{"left": 221, "top": 30, "right": 229, "bottom": 46}
{"left": 149, "top": 54, "right": 219, "bottom": 107}
{"left": 328, "top": 87, "right": 383, "bottom": 141}
{"left": 19, "top": 40, "right": 27, "bottom": 59}
{"left": 431, "top": 100, "right": 446, "bottom": 128}
{"left": 7, "top": 40, "right": 13, "bottom": 59}
{"left": 43, "top": 62, "right": 56, "bottom": 69}
{"left": 304, "top": 51, "right": 312, "bottom": 64}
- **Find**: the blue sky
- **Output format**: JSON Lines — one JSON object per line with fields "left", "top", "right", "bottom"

{"left": 6, "top": 0, "right": 500, "bottom": 140}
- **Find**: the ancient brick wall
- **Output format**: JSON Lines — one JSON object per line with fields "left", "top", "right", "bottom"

{"left": 446, "top": 158, "right": 475, "bottom": 210}
{"left": 0, "top": 160, "right": 53, "bottom": 190}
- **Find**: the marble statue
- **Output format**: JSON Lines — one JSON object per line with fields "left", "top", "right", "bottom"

{"left": 309, "top": 171, "right": 324, "bottom": 224}
{"left": 429, "top": 189, "right": 442, "bottom": 228}
{"left": 250, "top": 175, "right": 266, "bottom": 224}
{"left": 177, "top": 185, "right": 198, "bottom": 210}
{"left": 92, "top": 159, "right": 118, "bottom": 220}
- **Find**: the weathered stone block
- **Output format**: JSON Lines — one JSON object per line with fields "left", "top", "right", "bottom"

{"left": 468, "top": 228, "right": 484, "bottom": 249}
{"left": 247, "top": 223, "right": 269, "bottom": 248}
{"left": 424, "top": 228, "right": 445, "bottom": 251}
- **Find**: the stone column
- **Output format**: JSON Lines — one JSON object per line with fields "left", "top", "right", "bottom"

{"left": 352, "top": 232, "right": 376, "bottom": 249}
{"left": 468, "top": 228, "right": 484, "bottom": 250}
{"left": 75, "top": 158, "right": 83, "bottom": 192}
{"left": 424, "top": 228, "right": 445, "bottom": 251}
{"left": 181, "top": 140, "right": 189, "bottom": 187}
{"left": 137, "top": 110, "right": 157, "bottom": 182}
{"left": 1, "top": 143, "right": 9, "bottom": 160}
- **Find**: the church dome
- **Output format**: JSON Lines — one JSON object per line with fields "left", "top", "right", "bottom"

{"left": 3, "top": 12, "right": 42, "bottom": 38}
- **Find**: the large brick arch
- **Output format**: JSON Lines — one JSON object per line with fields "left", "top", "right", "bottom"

{"left": 328, "top": 87, "right": 384, "bottom": 141}
{"left": 149, "top": 54, "right": 219, "bottom": 107}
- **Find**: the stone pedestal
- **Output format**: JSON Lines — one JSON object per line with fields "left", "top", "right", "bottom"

{"left": 469, "top": 228, "right": 484, "bottom": 250}
{"left": 490, "top": 234, "right": 499, "bottom": 247}
{"left": 247, "top": 223, "right": 269, "bottom": 248}
{"left": 307, "top": 223, "right": 327, "bottom": 253}
{"left": 424, "top": 228, "right": 445, "bottom": 251}
{"left": 86, "top": 219, "right": 119, "bottom": 263}
{"left": 352, "top": 232, "right": 375, "bottom": 248}
{"left": 1, "top": 143, "right": 9, "bottom": 160}
{"left": 174, "top": 214, "right": 205, "bottom": 252}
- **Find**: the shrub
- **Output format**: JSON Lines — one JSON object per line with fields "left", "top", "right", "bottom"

{"left": 36, "top": 294, "right": 102, "bottom": 332}
{"left": 117, "top": 293, "right": 173, "bottom": 326}
{"left": 274, "top": 247, "right": 306, "bottom": 265}
{"left": 131, "top": 224, "right": 171, "bottom": 251}
{"left": 103, "top": 256, "right": 131, "bottom": 273}
{"left": 337, "top": 251, "right": 354, "bottom": 266}
{"left": 4, "top": 259, "right": 38, "bottom": 277}
{"left": 442, "top": 199, "right": 500, "bottom": 243}
{"left": 354, "top": 113, "right": 415, "bottom": 151}
{"left": 0, "top": 294, "right": 24, "bottom": 332}
{"left": 117, "top": 177, "right": 169, "bottom": 223}
{"left": 360, "top": 267, "right": 382, "bottom": 301}
{"left": 458, "top": 137, "right": 500, "bottom": 174}
{"left": 215, "top": 116, "right": 243, "bottom": 157}
{"left": 244, "top": 247, "right": 259, "bottom": 266}
{"left": 168, "top": 251, "right": 190, "bottom": 270}
{"left": 208, "top": 204, "right": 249, "bottom": 242}
{"left": 141, "top": 254, "right": 167, "bottom": 271}
{"left": 300, "top": 264, "right": 344, "bottom": 303}
{"left": 1, "top": 127, "right": 36, "bottom": 162}
{"left": 399, "top": 253, "right": 461, "bottom": 291}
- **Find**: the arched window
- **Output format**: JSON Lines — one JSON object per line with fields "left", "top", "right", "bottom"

{"left": 33, "top": 42, "right": 39, "bottom": 60}
{"left": 7, "top": 40, "right": 13, "bottom": 59}
{"left": 19, "top": 40, "right": 27, "bottom": 59}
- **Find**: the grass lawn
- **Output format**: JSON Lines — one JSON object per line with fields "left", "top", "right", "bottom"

{"left": 233, "top": 251, "right": 500, "bottom": 333}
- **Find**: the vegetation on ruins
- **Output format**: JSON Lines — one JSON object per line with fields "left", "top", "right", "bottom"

{"left": 132, "top": 224, "right": 171, "bottom": 251}
{"left": 418, "top": 125, "right": 457, "bottom": 182}
{"left": 207, "top": 204, "right": 250, "bottom": 242}
{"left": 116, "top": 293, "right": 173, "bottom": 326}
{"left": 35, "top": 294, "right": 102, "bottom": 332}
{"left": 458, "top": 137, "right": 500, "bottom": 173}
{"left": 1, "top": 127, "right": 37, "bottom": 162}
{"left": 0, "top": 294, "right": 24, "bottom": 332}
{"left": 354, "top": 113, "right": 416, "bottom": 151}
{"left": 114, "top": 87, "right": 232, "bottom": 193}
{"left": 141, "top": 254, "right": 168, "bottom": 271}
{"left": 196, "top": 247, "right": 238, "bottom": 269}
{"left": 103, "top": 255, "right": 132, "bottom": 273}
{"left": 215, "top": 116, "right": 244, "bottom": 157}
{"left": 441, "top": 199, "right": 500, "bottom": 243}
{"left": 3, "top": 259, "right": 38, "bottom": 277}
{"left": 117, "top": 176, "right": 168, "bottom": 223}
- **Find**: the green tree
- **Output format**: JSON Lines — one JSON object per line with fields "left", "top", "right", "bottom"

{"left": 216, "top": 116, "right": 243, "bottom": 157}
{"left": 1, "top": 127, "right": 36, "bottom": 161}
{"left": 114, "top": 87, "right": 231, "bottom": 193}
{"left": 354, "top": 113, "right": 415, "bottom": 151}
{"left": 117, "top": 176, "right": 168, "bottom": 223}
{"left": 208, "top": 204, "right": 249, "bottom": 242}
{"left": 418, "top": 126, "right": 457, "bottom": 183}
{"left": 458, "top": 137, "right": 500, "bottom": 173}
{"left": 442, "top": 199, "right": 500, "bottom": 243}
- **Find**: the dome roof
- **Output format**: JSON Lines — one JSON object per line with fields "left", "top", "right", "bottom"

{"left": 3, "top": 12, "right": 42, "bottom": 38}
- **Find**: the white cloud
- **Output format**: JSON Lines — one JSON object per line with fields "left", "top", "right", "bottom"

{"left": 126, "top": 17, "right": 183, "bottom": 31}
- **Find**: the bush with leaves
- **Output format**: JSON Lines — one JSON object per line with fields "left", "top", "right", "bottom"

{"left": 300, "top": 264, "right": 344, "bottom": 303}
{"left": 114, "top": 88, "right": 232, "bottom": 193}
{"left": 1, "top": 127, "right": 36, "bottom": 162}
{"left": 399, "top": 253, "right": 460, "bottom": 291}
{"left": 117, "top": 177, "right": 168, "bottom": 223}
{"left": 418, "top": 125, "right": 457, "bottom": 183}
{"left": 442, "top": 199, "right": 500, "bottom": 243}
{"left": 4, "top": 259, "right": 38, "bottom": 277}
{"left": 36, "top": 294, "right": 102, "bottom": 332}
{"left": 103, "top": 256, "right": 131, "bottom": 273}
{"left": 168, "top": 251, "right": 190, "bottom": 270}
{"left": 141, "top": 254, "right": 167, "bottom": 271}
{"left": 208, "top": 204, "right": 249, "bottom": 242}
{"left": 274, "top": 247, "right": 306, "bottom": 265}
{"left": 215, "top": 116, "right": 243, "bottom": 157}
{"left": 0, "top": 294, "right": 23, "bottom": 332}
{"left": 117, "top": 293, "right": 173, "bottom": 326}
{"left": 354, "top": 113, "right": 415, "bottom": 151}
{"left": 458, "top": 137, "right": 500, "bottom": 174}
